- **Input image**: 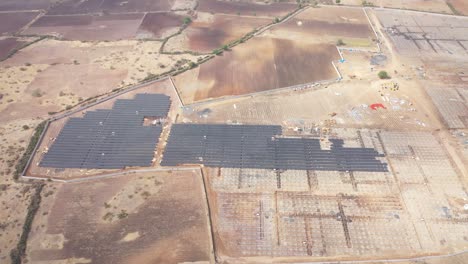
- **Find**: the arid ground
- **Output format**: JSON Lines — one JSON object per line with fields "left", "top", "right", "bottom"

{"left": 0, "top": 1, "right": 467, "bottom": 264}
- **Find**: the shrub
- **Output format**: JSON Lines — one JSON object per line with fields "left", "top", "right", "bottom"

{"left": 117, "top": 210, "right": 128, "bottom": 219}
{"left": 22, "top": 125, "right": 29, "bottom": 130}
{"left": 212, "top": 49, "right": 223, "bottom": 56}
{"left": 336, "top": 0, "right": 341, "bottom": 3}
{"left": 378, "top": 70, "right": 391, "bottom": 79}
{"left": 31, "top": 89, "right": 43, "bottom": 97}
{"left": 336, "top": 39, "right": 345, "bottom": 46}
{"left": 143, "top": 73, "right": 158, "bottom": 81}
{"left": 183, "top": 17, "right": 192, "bottom": 25}
{"left": 188, "top": 61, "right": 198, "bottom": 68}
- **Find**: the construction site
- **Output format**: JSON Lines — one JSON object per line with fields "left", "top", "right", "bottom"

{"left": 0, "top": 1, "right": 467, "bottom": 264}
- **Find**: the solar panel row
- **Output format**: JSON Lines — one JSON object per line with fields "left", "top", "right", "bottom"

{"left": 161, "top": 124, "right": 388, "bottom": 172}
{"left": 40, "top": 94, "right": 171, "bottom": 169}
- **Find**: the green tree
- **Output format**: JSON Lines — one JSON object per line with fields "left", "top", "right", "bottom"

{"left": 378, "top": 70, "right": 391, "bottom": 79}
{"left": 183, "top": 17, "right": 192, "bottom": 25}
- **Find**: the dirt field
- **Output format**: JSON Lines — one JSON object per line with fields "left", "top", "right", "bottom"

{"left": 266, "top": 6, "right": 375, "bottom": 47}
{"left": 174, "top": 38, "right": 339, "bottom": 103}
{"left": 341, "top": 0, "right": 453, "bottom": 14}
{"left": 188, "top": 13, "right": 270, "bottom": 52}
{"left": 25, "top": 170, "right": 213, "bottom": 264}
{"left": 137, "top": 13, "right": 184, "bottom": 39}
{"left": 0, "top": 11, "right": 39, "bottom": 35}
{"left": 24, "top": 14, "right": 145, "bottom": 41}
{"left": 447, "top": 0, "right": 468, "bottom": 15}
{"left": 0, "top": 39, "right": 201, "bottom": 122}
{"left": 0, "top": 117, "right": 42, "bottom": 263}
{"left": 48, "top": 0, "right": 175, "bottom": 15}
{"left": 198, "top": 0, "right": 296, "bottom": 17}
{"left": 0, "top": 38, "right": 26, "bottom": 60}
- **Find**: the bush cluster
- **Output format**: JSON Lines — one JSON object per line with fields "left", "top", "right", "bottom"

{"left": 14, "top": 121, "right": 47, "bottom": 180}
{"left": 10, "top": 183, "right": 44, "bottom": 264}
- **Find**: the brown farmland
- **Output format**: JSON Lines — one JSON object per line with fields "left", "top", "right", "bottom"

{"left": 0, "top": 0, "right": 53, "bottom": 11}
{"left": 174, "top": 37, "right": 339, "bottom": 103}
{"left": 137, "top": 13, "right": 183, "bottom": 39}
{"left": 101, "top": 0, "right": 174, "bottom": 13}
{"left": 268, "top": 6, "right": 374, "bottom": 46}
{"left": 47, "top": 0, "right": 104, "bottom": 15}
{"left": 0, "top": 11, "right": 39, "bottom": 35}
{"left": 25, "top": 13, "right": 145, "bottom": 40}
{"left": 48, "top": 0, "right": 174, "bottom": 14}
{"left": 26, "top": 171, "right": 213, "bottom": 264}
{"left": 198, "top": 0, "right": 296, "bottom": 17}
{"left": 186, "top": 14, "right": 271, "bottom": 52}
{"left": 0, "top": 38, "right": 26, "bottom": 60}
{"left": 447, "top": 0, "right": 468, "bottom": 15}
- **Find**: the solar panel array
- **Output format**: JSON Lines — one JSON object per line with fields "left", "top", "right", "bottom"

{"left": 161, "top": 124, "right": 388, "bottom": 172}
{"left": 40, "top": 94, "right": 171, "bottom": 169}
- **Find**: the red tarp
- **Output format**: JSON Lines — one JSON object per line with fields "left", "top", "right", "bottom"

{"left": 370, "top": 103, "right": 386, "bottom": 110}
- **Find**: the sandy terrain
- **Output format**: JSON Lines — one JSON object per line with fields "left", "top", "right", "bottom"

{"left": 26, "top": 170, "right": 213, "bottom": 264}
{"left": 0, "top": 39, "right": 202, "bottom": 122}
{"left": 24, "top": 14, "right": 145, "bottom": 41}
{"left": 0, "top": 32, "right": 201, "bottom": 262}
{"left": 447, "top": 0, "right": 468, "bottom": 15}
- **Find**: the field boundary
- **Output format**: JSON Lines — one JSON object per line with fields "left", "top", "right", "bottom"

{"left": 199, "top": 168, "right": 218, "bottom": 263}
{"left": 22, "top": 167, "right": 200, "bottom": 183}
{"left": 293, "top": 249, "right": 468, "bottom": 263}
{"left": 9, "top": 183, "right": 44, "bottom": 264}
{"left": 363, "top": 7, "right": 382, "bottom": 53}
{"left": 18, "top": 121, "right": 49, "bottom": 179}
{"left": 183, "top": 75, "right": 340, "bottom": 108}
